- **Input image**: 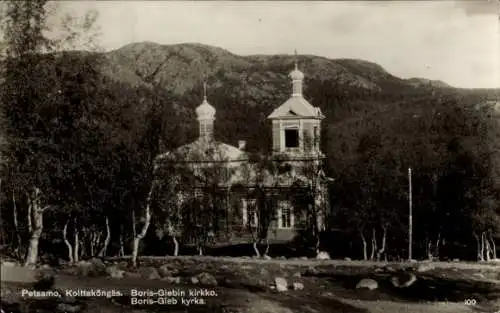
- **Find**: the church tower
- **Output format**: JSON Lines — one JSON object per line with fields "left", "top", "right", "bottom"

{"left": 267, "top": 51, "right": 325, "bottom": 161}
{"left": 195, "top": 82, "right": 216, "bottom": 141}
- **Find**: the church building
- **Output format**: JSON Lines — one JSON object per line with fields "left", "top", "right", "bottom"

{"left": 155, "top": 55, "right": 331, "bottom": 244}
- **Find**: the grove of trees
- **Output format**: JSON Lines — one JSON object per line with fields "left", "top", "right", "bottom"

{"left": 0, "top": 1, "right": 498, "bottom": 267}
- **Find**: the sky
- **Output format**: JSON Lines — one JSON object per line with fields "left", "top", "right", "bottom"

{"left": 56, "top": 1, "right": 499, "bottom": 89}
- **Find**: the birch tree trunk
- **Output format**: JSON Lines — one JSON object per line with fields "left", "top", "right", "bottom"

{"left": 376, "top": 226, "right": 387, "bottom": 261}
{"left": 483, "top": 232, "right": 492, "bottom": 261}
{"left": 172, "top": 236, "right": 179, "bottom": 256}
{"left": 370, "top": 228, "right": 377, "bottom": 261}
{"left": 73, "top": 223, "right": 79, "bottom": 263}
{"left": 252, "top": 241, "right": 260, "bottom": 257}
{"left": 98, "top": 217, "right": 111, "bottom": 257}
{"left": 131, "top": 182, "right": 154, "bottom": 267}
{"left": 24, "top": 188, "right": 43, "bottom": 267}
{"left": 263, "top": 238, "right": 270, "bottom": 256}
{"left": 12, "top": 190, "right": 23, "bottom": 257}
{"left": 474, "top": 232, "right": 483, "bottom": 261}
{"left": 63, "top": 220, "right": 74, "bottom": 264}
{"left": 360, "top": 232, "right": 367, "bottom": 261}
{"left": 434, "top": 233, "right": 441, "bottom": 260}
{"left": 489, "top": 232, "right": 497, "bottom": 259}
{"left": 481, "top": 232, "right": 485, "bottom": 261}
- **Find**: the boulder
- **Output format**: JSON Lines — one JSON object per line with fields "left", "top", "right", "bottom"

{"left": 293, "top": 272, "right": 301, "bottom": 278}
{"left": 190, "top": 276, "right": 199, "bottom": 284}
{"left": 344, "top": 257, "right": 352, "bottom": 261}
{"left": 391, "top": 273, "right": 417, "bottom": 288}
{"left": 274, "top": 277, "right": 288, "bottom": 292}
{"left": 292, "top": 282, "right": 304, "bottom": 291}
{"left": 137, "top": 267, "right": 160, "bottom": 280}
{"left": 305, "top": 266, "right": 318, "bottom": 276}
{"left": 74, "top": 259, "right": 106, "bottom": 277}
{"left": 263, "top": 255, "right": 272, "bottom": 260}
{"left": 356, "top": 278, "right": 378, "bottom": 290}
{"left": 196, "top": 272, "right": 217, "bottom": 286}
{"left": 105, "top": 266, "right": 125, "bottom": 279}
{"left": 316, "top": 251, "right": 330, "bottom": 260}
{"left": 158, "top": 264, "right": 172, "bottom": 277}
{"left": 89, "top": 258, "right": 106, "bottom": 273}
{"left": 299, "top": 256, "right": 308, "bottom": 261}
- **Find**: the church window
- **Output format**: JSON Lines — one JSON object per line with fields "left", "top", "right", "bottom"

{"left": 242, "top": 199, "right": 258, "bottom": 227}
{"left": 285, "top": 128, "right": 299, "bottom": 148}
{"left": 313, "top": 126, "right": 319, "bottom": 149}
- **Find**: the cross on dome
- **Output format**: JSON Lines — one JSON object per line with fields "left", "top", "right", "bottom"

{"left": 195, "top": 81, "right": 216, "bottom": 121}
{"left": 289, "top": 49, "right": 304, "bottom": 81}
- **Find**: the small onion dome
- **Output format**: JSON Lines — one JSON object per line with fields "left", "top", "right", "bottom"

{"left": 196, "top": 99, "right": 216, "bottom": 120}
{"left": 289, "top": 68, "right": 304, "bottom": 81}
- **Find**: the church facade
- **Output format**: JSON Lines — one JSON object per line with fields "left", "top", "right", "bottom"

{"left": 154, "top": 58, "right": 332, "bottom": 245}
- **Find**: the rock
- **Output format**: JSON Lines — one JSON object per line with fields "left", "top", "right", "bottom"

{"left": 322, "top": 291, "right": 335, "bottom": 298}
{"left": 162, "top": 276, "right": 181, "bottom": 284}
{"left": 305, "top": 266, "right": 318, "bottom": 276}
{"left": 293, "top": 272, "right": 301, "bottom": 278}
{"left": 196, "top": 272, "right": 217, "bottom": 286}
{"left": 316, "top": 251, "right": 330, "bottom": 260}
{"left": 278, "top": 256, "right": 286, "bottom": 260}
{"left": 57, "top": 303, "right": 83, "bottom": 313}
{"left": 158, "top": 264, "right": 171, "bottom": 277}
{"left": 190, "top": 276, "right": 199, "bottom": 284}
{"left": 391, "top": 273, "right": 417, "bottom": 288}
{"left": 356, "top": 278, "right": 378, "bottom": 290}
{"left": 416, "top": 263, "right": 435, "bottom": 273}
{"left": 137, "top": 267, "right": 160, "bottom": 280}
{"left": 384, "top": 265, "right": 396, "bottom": 273}
{"left": 274, "top": 277, "right": 288, "bottom": 292}
{"left": 74, "top": 259, "right": 105, "bottom": 277}
{"left": 344, "top": 257, "right": 352, "bottom": 261}
{"left": 300, "top": 256, "right": 308, "bottom": 261}
{"left": 292, "top": 282, "right": 304, "bottom": 290}
{"left": 89, "top": 258, "right": 106, "bottom": 272}
{"left": 106, "top": 266, "right": 125, "bottom": 279}
{"left": 74, "top": 261, "right": 92, "bottom": 277}
{"left": 263, "top": 255, "right": 272, "bottom": 260}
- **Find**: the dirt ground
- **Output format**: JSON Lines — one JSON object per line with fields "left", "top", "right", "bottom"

{"left": 1, "top": 257, "right": 499, "bottom": 313}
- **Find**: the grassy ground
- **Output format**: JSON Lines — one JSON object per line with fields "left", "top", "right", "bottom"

{"left": 1, "top": 257, "right": 499, "bottom": 313}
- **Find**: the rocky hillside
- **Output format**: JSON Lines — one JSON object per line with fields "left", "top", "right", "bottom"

{"left": 104, "top": 42, "right": 416, "bottom": 94}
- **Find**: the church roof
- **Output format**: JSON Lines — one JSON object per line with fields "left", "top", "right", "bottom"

{"left": 156, "top": 139, "right": 247, "bottom": 165}
{"left": 195, "top": 99, "right": 216, "bottom": 120}
{"left": 267, "top": 96, "right": 324, "bottom": 119}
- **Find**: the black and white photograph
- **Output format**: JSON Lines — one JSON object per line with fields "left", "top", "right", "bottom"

{"left": 0, "top": 1, "right": 499, "bottom": 312}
